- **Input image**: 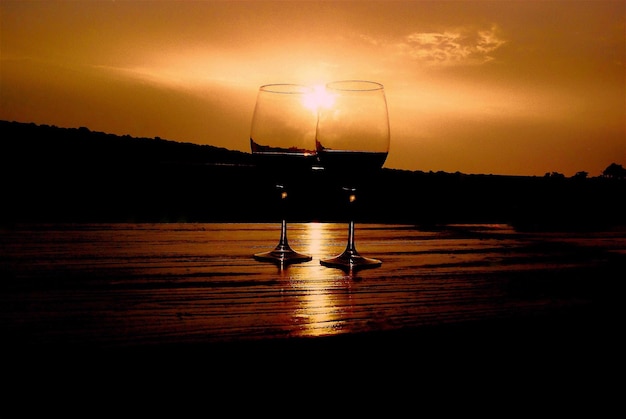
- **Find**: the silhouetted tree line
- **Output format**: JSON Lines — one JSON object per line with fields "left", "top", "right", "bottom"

{"left": 1, "top": 120, "right": 624, "bottom": 230}
{"left": 602, "top": 163, "right": 626, "bottom": 179}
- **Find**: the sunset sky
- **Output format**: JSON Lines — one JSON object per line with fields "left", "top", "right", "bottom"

{"left": 1, "top": 0, "right": 624, "bottom": 176}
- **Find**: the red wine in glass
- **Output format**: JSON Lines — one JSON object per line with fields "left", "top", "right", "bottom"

{"left": 316, "top": 80, "right": 390, "bottom": 271}
{"left": 249, "top": 84, "right": 317, "bottom": 266}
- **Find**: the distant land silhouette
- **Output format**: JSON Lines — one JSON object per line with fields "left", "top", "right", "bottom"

{"left": 1, "top": 120, "right": 625, "bottom": 230}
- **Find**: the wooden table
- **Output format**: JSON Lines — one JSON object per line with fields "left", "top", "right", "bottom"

{"left": 1, "top": 222, "right": 624, "bottom": 357}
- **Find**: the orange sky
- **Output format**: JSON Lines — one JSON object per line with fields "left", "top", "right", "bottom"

{"left": 1, "top": 0, "right": 624, "bottom": 176}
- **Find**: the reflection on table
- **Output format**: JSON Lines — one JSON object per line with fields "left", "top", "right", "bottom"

{"left": 1, "top": 222, "right": 624, "bottom": 350}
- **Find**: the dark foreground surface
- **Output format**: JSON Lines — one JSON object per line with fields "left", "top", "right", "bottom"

{"left": 1, "top": 222, "right": 623, "bottom": 387}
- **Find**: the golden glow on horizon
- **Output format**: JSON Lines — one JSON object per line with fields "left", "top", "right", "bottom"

{"left": 0, "top": 1, "right": 623, "bottom": 177}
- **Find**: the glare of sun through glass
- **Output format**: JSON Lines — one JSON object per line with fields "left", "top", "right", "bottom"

{"left": 303, "top": 84, "right": 335, "bottom": 112}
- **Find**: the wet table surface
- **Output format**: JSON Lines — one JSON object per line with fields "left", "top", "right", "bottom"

{"left": 1, "top": 222, "right": 625, "bottom": 351}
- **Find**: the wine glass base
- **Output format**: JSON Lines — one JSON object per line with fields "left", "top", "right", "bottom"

{"left": 320, "top": 252, "right": 382, "bottom": 271}
{"left": 254, "top": 247, "right": 312, "bottom": 265}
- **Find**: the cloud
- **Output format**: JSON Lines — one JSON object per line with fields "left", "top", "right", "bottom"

{"left": 396, "top": 25, "right": 506, "bottom": 66}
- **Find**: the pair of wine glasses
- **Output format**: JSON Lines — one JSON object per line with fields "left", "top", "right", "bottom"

{"left": 250, "top": 80, "right": 390, "bottom": 271}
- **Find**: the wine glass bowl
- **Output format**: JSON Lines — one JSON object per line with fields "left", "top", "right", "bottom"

{"left": 250, "top": 83, "right": 317, "bottom": 265}
{"left": 316, "top": 81, "right": 389, "bottom": 188}
{"left": 316, "top": 80, "right": 390, "bottom": 271}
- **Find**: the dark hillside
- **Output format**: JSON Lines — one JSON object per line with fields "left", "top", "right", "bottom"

{"left": 0, "top": 120, "right": 253, "bottom": 166}
{"left": 1, "top": 121, "right": 257, "bottom": 222}
{"left": 2, "top": 120, "right": 624, "bottom": 229}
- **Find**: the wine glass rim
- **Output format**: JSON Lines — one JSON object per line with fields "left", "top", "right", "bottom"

{"left": 259, "top": 83, "right": 313, "bottom": 94}
{"left": 326, "top": 80, "right": 384, "bottom": 91}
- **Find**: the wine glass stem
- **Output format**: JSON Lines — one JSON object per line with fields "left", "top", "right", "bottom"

{"left": 346, "top": 219, "right": 356, "bottom": 253}
{"left": 279, "top": 218, "right": 289, "bottom": 248}
{"left": 276, "top": 187, "right": 290, "bottom": 250}
{"left": 344, "top": 189, "right": 358, "bottom": 255}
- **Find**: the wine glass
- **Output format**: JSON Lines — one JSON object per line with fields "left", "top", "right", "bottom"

{"left": 250, "top": 83, "right": 318, "bottom": 265}
{"left": 316, "top": 80, "right": 390, "bottom": 271}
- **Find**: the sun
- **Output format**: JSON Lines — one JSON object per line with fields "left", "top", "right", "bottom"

{"left": 303, "top": 84, "right": 335, "bottom": 112}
